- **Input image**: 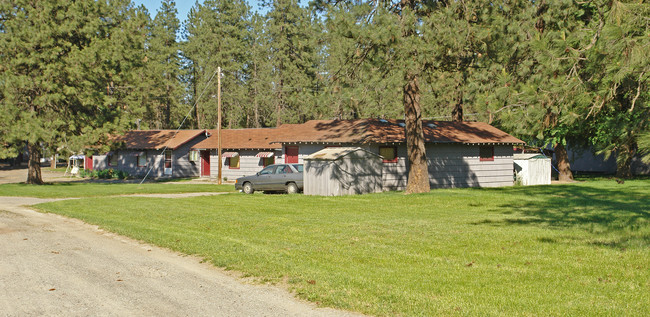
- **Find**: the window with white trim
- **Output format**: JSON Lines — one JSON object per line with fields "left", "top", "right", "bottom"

{"left": 137, "top": 153, "right": 147, "bottom": 167}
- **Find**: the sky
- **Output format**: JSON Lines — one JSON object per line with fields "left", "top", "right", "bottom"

{"left": 131, "top": 1, "right": 308, "bottom": 22}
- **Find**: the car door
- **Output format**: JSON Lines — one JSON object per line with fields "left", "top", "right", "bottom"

{"left": 255, "top": 165, "right": 277, "bottom": 190}
{"left": 290, "top": 164, "right": 304, "bottom": 188}
{"left": 272, "top": 164, "right": 292, "bottom": 190}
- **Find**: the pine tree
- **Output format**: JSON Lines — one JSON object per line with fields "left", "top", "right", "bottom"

{"left": 474, "top": 0, "right": 601, "bottom": 181}
{"left": 0, "top": 0, "right": 149, "bottom": 184}
{"left": 265, "top": 0, "right": 321, "bottom": 126}
{"left": 144, "top": 0, "right": 186, "bottom": 129}
{"left": 315, "top": 0, "right": 435, "bottom": 193}
{"left": 245, "top": 13, "right": 276, "bottom": 127}
{"left": 184, "top": 0, "right": 251, "bottom": 129}
{"left": 587, "top": 0, "right": 649, "bottom": 177}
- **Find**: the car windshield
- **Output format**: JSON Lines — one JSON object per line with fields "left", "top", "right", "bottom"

{"left": 292, "top": 164, "right": 303, "bottom": 172}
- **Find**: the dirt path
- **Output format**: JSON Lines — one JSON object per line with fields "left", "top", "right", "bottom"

{"left": 0, "top": 196, "right": 361, "bottom": 317}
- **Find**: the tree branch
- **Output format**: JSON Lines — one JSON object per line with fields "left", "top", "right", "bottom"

{"left": 629, "top": 71, "right": 644, "bottom": 113}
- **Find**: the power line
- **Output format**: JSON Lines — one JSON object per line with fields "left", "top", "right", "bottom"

{"left": 139, "top": 67, "right": 221, "bottom": 184}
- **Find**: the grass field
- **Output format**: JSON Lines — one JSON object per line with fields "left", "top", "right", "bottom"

{"left": 33, "top": 179, "right": 649, "bottom": 316}
{"left": 0, "top": 182, "right": 235, "bottom": 198}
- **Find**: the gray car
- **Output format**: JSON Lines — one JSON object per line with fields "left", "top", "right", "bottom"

{"left": 234, "top": 164, "right": 304, "bottom": 194}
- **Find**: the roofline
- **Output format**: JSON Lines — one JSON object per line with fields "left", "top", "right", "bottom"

{"left": 273, "top": 141, "right": 525, "bottom": 146}
{"left": 191, "top": 147, "right": 282, "bottom": 150}
{"left": 165, "top": 129, "right": 209, "bottom": 150}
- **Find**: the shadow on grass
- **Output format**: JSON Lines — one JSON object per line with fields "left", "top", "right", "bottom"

{"left": 475, "top": 182, "right": 650, "bottom": 248}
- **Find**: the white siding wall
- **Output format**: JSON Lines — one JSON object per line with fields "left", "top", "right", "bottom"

{"left": 304, "top": 150, "right": 383, "bottom": 196}
{"left": 284, "top": 143, "right": 514, "bottom": 190}
{"left": 91, "top": 134, "right": 207, "bottom": 179}
{"left": 427, "top": 144, "right": 514, "bottom": 188}
{"left": 93, "top": 155, "right": 109, "bottom": 171}
{"left": 171, "top": 137, "right": 206, "bottom": 178}
{"left": 209, "top": 149, "right": 282, "bottom": 181}
{"left": 93, "top": 150, "right": 162, "bottom": 177}
{"left": 514, "top": 158, "right": 551, "bottom": 185}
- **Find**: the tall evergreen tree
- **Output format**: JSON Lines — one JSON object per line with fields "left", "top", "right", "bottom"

{"left": 265, "top": 0, "right": 322, "bottom": 126}
{"left": 316, "top": 0, "right": 440, "bottom": 193}
{"left": 184, "top": 0, "right": 251, "bottom": 129}
{"left": 587, "top": 0, "right": 649, "bottom": 177}
{"left": 0, "top": 0, "right": 149, "bottom": 184}
{"left": 245, "top": 13, "right": 276, "bottom": 127}
{"left": 474, "top": 0, "right": 601, "bottom": 181}
{"left": 144, "top": 0, "right": 185, "bottom": 129}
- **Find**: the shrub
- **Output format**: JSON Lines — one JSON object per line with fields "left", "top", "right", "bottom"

{"left": 114, "top": 170, "right": 129, "bottom": 180}
{"left": 79, "top": 168, "right": 130, "bottom": 180}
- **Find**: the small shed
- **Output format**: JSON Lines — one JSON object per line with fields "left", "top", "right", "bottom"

{"left": 304, "top": 147, "right": 383, "bottom": 196}
{"left": 513, "top": 153, "right": 551, "bottom": 185}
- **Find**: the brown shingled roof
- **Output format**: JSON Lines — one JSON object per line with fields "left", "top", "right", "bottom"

{"left": 192, "top": 128, "right": 283, "bottom": 150}
{"left": 113, "top": 130, "right": 208, "bottom": 150}
{"left": 271, "top": 119, "right": 524, "bottom": 145}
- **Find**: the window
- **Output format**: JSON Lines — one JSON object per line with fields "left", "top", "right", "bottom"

{"left": 164, "top": 150, "right": 172, "bottom": 169}
{"left": 188, "top": 150, "right": 200, "bottom": 162}
{"left": 259, "top": 165, "right": 276, "bottom": 175}
{"left": 379, "top": 146, "right": 398, "bottom": 163}
{"left": 108, "top": 153, "right": 118, "bottom": 167}
{"left": 277, "top": 165, "right": 292, "bottom": 174}
{"left": 137, "top": 153, "right": 147, "bottom": 167}
{"left": 480, "top": 146, "right": 494, "bottom": 161}
{"left": 292, "top": 164, "right": 303, "bottom": 172}
{"left": 263, "top": 156, "right": 275, "bottom": 167}
{"left": 227, "top": 156, "right": 240, "bottom": 169}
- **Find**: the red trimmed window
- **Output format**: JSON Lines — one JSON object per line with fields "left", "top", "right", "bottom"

{"left": 379, "top": 146, "right": 398, "bottom": 163}
{"left": 227, "top": 156, "right": 240, "bottom": 169}
{"left": 137, "top": 153, "right": 147, "bottom": 167}
{"left": 108, "top": 153, "right": 118, "bottom": 167}
{"left": 480, "top": 146, "right": 494, "bottom": 161}
{"left": 164, "top": 150, "right": 172, "bottom": 168}
{"left": 262, "top": 157, "right": 275, "bottom": 167}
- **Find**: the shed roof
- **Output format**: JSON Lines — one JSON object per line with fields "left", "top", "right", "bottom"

{"left": 192, "top": 128, "right": 284, "bottom": 150}
{"left": 113, "top": 130, "right": 208, "bottom": 150}
{"left": 272, "top": 119, "right": 524, "bottom": 145}
{"left": 513, "top": 153, "right": 549, "bottom": 160}
{"left": 305, "top": 147, "right": 382, "bottom": 161}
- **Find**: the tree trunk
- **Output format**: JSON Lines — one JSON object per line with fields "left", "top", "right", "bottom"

{"left": 404, "top": 72, "right": 430, "bottom": 194}
{"left": 276, "top": 63, "right": 284, "bottom": 127}
{"left": 50, "top": 154, "right": 56, "bottom": 169}
{"left": 165, "top": 82, "right": 171, "bottom": 128}
{"left": 554, "top": 143, "right": 573, "bottom": 182}
{"left": 451, "top": 83, "right": 463, "bottom": 122}
{"left": 193, "top": 66, "right": 200, "bottom": 128}
{"left": 27, "top": 142, "right": 43, "bottom": 185}
{"left": 616, "top": 142, "right": 635, "bottom": 178}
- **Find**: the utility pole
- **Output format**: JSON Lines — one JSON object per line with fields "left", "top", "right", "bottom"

{"left": 217, "top": 67, "right": 222, "bottom": 185}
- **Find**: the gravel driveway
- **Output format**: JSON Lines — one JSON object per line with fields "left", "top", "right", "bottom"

{"left": 0, "top": 196, "right": 361, "bottom": 316}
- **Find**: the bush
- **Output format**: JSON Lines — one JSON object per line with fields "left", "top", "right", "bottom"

{"left": 79, "top": 168, "right": 129, "bottom": 180}
{"left": 114, "top": 170, "right": 129, "bottom": 180}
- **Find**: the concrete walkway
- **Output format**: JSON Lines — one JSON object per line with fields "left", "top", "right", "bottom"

{"left": 0, "top": 196, "right": 361, "bottom": 317}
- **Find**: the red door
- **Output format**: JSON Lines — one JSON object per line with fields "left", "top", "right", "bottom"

{"left": 285, "top": 146, "right": 299, "bottom": 163}
{"left": 84, "top": 156, "right": 93, "bottom": 170}
{"left": 201, "top": 150, "right": 211, "bottom": 177}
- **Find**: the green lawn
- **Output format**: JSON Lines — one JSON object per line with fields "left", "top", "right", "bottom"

{"left": 34, "top": 180, "right": 649, "bottom": 316}
{"left": 0, "top": 182, "right": 235, "bottom": 198}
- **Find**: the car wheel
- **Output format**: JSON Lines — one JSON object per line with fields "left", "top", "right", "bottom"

{"left": 242, "top": 182, "right": 254, "bottom": 194}
{"left": 286, "top": 182, "right": 299, "bottom": 194}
